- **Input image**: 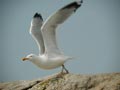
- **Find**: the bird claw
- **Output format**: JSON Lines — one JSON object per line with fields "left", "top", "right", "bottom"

{"left": 56, "top": 70, "right": 69, "bottom": 78}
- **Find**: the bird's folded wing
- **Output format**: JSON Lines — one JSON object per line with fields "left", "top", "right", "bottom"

{"left": 41, "top": 0, "right": 83, "bottom": 56}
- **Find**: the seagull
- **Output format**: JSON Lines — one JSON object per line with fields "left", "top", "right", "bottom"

{"left": 22, "top": 0, "right": 83, "bottom": 74}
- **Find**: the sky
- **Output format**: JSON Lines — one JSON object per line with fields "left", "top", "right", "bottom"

{"left": 0, "top": 0, "right": 120, "bottom": 82}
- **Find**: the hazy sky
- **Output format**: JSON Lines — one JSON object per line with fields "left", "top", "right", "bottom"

{"left": 0, "top": 0, "right": 120, "bottom": 82}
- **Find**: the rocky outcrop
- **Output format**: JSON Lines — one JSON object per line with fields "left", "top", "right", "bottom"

{"left": 0, "top": 73, "right": 120, "bottom": 90}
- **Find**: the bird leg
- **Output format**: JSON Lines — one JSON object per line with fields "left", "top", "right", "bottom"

{"left": 54, "top": 65, "right": 69, "bottom": 78}
{"left": 61, "top": 64, "right": 69, "bottom": 74}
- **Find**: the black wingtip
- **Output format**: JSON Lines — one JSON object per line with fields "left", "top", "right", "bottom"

{"left": 61, "top": 0, "right": 83, "bottom": 12}
{"left": 34, "top": 13, "right": 39, "bottom": 17}
{"left": 81, "top": 0, "right": 83, "bottom": 4}
{"left": 33, "top": 13, "right": 43, "bottom": 21}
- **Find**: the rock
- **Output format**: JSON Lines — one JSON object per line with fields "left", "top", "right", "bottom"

{"left": 0, "top": 73, "right": 120, "bottom": 90}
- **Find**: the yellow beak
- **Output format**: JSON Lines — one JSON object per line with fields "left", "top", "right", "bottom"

{"left": 22, "top": 57, "right": 29, "bottom": 61}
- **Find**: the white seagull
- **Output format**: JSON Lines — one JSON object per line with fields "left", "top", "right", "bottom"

{"left": 22, "top": 0, "right": 83, "bottom": 73}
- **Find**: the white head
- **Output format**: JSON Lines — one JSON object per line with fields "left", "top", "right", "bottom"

{"left": 22, "top": 54, "right": 38, "bottom": 61}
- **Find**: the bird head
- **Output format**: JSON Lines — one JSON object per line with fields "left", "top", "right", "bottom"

{"left": 22, "top": 54, "right": 37, "bottom": 61}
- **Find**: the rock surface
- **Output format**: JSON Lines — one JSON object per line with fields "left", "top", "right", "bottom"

{"left": 0, "top": 73, "right": 120, "bottom": 90}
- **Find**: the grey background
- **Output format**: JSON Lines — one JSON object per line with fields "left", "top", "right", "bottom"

{"left": 0, "top": 0, "right": 120, "bottom": 82}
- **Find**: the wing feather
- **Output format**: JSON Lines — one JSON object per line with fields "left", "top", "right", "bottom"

{"left": 41, "top": 1, "right": 83, "bottom": 56}
{"left": 30, "top": 13, "right": 45, "bottom": 54}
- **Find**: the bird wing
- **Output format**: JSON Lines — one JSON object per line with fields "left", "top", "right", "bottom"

{"left": 41, "top": 0, "right": 83, "bottom": 56}
{"left": 30, "top": 13, "right": 45, "bottom": 54}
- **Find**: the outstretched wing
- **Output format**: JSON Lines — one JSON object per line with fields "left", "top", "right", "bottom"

{"left": 41, "top": 0, "right": 83, "bottom": 56}
{"left": 30, "top": 13, "right": 45, "bottom": 54}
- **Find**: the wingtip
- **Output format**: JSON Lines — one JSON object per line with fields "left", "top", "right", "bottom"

{"left": 74, "top": 0, "right": 83, "bottom": 9}
{"left": 34, "top": 13, "right": 39, "bottom": 17}
{"left": 33, "top": 13, "right": 43, "bottom": 21}
{"left": 61, "top": 0, "right": 83, "bottom": 12}
{"left": 81, "top": 0, "right": 83, "bottom": 3}
{"left": 77, "top": 0, "right": 83, "bottom": 4}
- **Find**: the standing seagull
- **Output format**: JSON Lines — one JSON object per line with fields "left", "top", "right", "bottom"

{"left": 22, "top": 0, "right": 83, "bottom": 73}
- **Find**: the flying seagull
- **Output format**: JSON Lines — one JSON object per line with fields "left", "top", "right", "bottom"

{"left": 22, "top": 0, "right": 83, "bottom": 73}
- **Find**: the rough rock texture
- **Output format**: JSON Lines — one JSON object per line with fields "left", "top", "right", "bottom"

{"left": 0, "top": 73, "right": 120, "bottom": 90}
